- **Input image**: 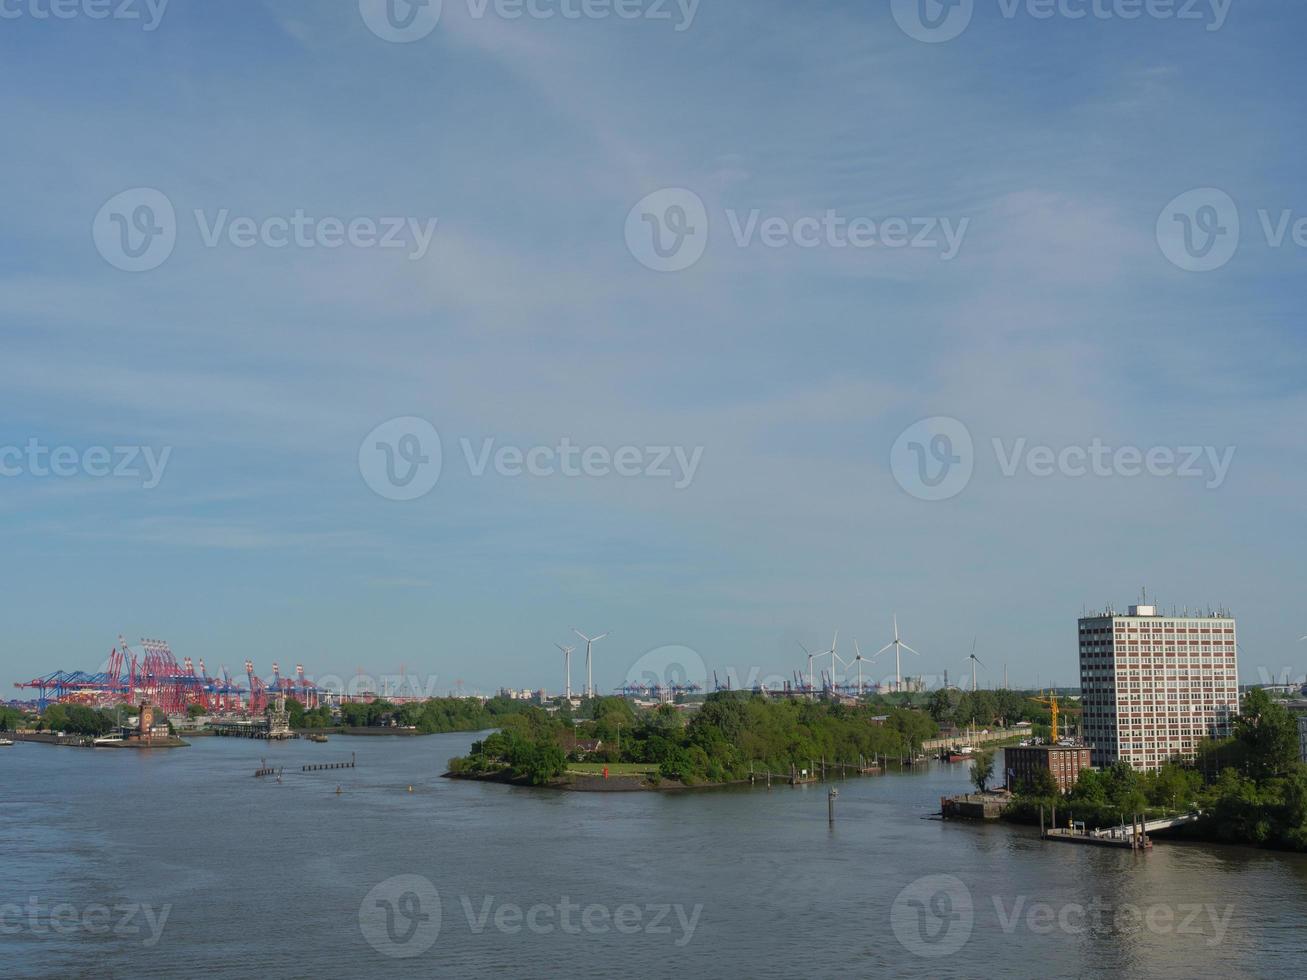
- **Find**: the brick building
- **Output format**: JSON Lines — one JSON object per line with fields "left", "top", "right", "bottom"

{"left": 1005, "top": 745, "right": 1093, "bottom": 794}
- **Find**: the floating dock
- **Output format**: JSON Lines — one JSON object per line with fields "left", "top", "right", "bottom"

{"left": 1044, "top": 827, "right": 1151, "bottom": 849}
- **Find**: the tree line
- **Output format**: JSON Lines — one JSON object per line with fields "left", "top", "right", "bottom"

{"left": 450, "top": 692, "right": 941, "bottom": 786}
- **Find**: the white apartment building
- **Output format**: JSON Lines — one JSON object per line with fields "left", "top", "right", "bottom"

{"left": 1078, "top": 604, "right": 1239, "bottom": 771}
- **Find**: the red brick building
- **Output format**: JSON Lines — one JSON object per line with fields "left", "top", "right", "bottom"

{"left": 1005, "top": 745, "right": 1092, "bottom": 794}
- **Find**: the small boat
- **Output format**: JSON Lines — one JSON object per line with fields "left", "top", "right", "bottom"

{"left": 93, "top": 734, "right": 125, "bottom": 746}
{"left": 0, "top": 738, "right": 14, "bottom": 747}
{"left": 308, "top": 733, "right": 329, "bottom": 743}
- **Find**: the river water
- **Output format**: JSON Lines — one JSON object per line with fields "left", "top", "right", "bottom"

{"left": 3, "top": 734, "right": 1304, "bottom": 978}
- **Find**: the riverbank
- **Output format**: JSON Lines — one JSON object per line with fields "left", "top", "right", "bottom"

{"left": 7, "top": 732, "right": 189, "bottom": 749}
{"left": 443, "top": 768, "right": 695, "bottom": 792}
{"left": 444, "top": 764, "right": 895, "bottom": 794}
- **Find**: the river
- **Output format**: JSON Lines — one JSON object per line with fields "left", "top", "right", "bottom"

{"left": 3, "top": 734, "right": 1304, "bottom": 978}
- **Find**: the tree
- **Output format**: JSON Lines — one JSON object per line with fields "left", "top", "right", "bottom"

{"left": 970, "top": 749, "right": 996, "bottom": 793}
{"left": 927, "top": 689, "right": 957, "bottom": 725}
{"left": 1028, "top": 768, "right": 1060, "bottom": 800}
{"left": 1069, "top": 768, "right": 1107, "bottom": 805}
{"left": 516, "top": 743, "right": 565, "bottom": 785}
{"left": 1149, "top": 763, "right": 1201, "bottom": 812}
{"left": 1234, "top": 689, "right": 1301, "bottom": 784}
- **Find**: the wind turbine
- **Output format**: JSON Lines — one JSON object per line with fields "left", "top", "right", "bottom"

{"left": 556, "top": 644, "right": 576, "bottom": 700}
{"left": 571, "top": 628, "right": 608, "bottom": 699}
{"left": 851, "top": 639, "right": 870, "bottom": 697}
{"left": 822, "top": 630, "right": 845, "bottom": 691}
{"left": 875, "top": 614, "right": 920, "bottom": 693}
{"left": 966, "top": 638, "right": 985, "bottom": 693}
{"left": 798, "top": 642, "right": 817, "bottom": 699}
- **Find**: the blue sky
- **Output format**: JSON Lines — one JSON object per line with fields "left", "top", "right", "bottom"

{"left": 2, "top": 0, "right": 1304, "bottom": 697}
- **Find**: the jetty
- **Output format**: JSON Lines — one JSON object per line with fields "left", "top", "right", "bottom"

{"left": 303, "top": 752, "right": 356, "bottom": 773}
{"left": 1042, "top": 811, "right": 1201, "bottom": 850}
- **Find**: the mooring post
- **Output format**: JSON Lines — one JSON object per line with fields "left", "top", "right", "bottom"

{"left": 828, "top": 788, "right": 838, "bottom": 826}
{"left": 1040, "top": 805, "right": 1045, "bottom": 838}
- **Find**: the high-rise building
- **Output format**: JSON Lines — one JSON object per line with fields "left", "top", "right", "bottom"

{"left": 1078, "top": 604, "right": 1239, "bottom": 771}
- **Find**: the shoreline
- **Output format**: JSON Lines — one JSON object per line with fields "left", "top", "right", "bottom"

{"left": 6, "top": 732, "right": 189, "bottom": 749}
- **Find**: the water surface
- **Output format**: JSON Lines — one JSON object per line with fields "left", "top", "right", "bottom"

{"left": 3, "top": 736, "right": 1304, "bottom": 978}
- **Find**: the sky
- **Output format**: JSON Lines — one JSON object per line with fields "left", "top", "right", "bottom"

{"left": 2, "top": 0, "right": 1304, "bottom": 699}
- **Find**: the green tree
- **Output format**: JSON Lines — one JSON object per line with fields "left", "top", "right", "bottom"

{"left": 971, "top": 749, "right": 996, "bottom": 793}
{"left": 1234, "top": 689, "right": 1300, "bottom": 784}
{"left": 927, "top": 689, "right": 957, "bottom": 725}
{"left": 1029, "top": 768, "right": 1060, "bottom": 800}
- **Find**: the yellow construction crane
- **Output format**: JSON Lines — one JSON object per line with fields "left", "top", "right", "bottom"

{"left": 1028, "top": 692, "right": 1060, "bottom": 744}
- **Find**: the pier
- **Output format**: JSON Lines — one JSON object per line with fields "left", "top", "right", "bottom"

{"left": 303, "top": 753, "right": 356, "bottom": 773}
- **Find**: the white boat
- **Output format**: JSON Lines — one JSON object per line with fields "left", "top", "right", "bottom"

{"left": 0, "top": 738, "right": 14, "bottom": 747}
{"left": 93, "top": 734, "right": 125, "bottom": 746}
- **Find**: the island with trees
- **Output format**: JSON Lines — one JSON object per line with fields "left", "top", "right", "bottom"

{"left": 445, "top": 692, "right": 940, "bottom": 789}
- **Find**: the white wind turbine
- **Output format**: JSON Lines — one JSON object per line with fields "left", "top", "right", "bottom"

{"left": 572, "top": 628, "right": 608, "bottom": 699}
{"left": 851, "top": 639, "right": 871, "bottom": 697}
{"left": 875, "top": 614, "right": 920, "bottom": 693}
{"left": 822, "top": 630, "right": 845, "bottom": 692}
{"left": 556, "top": 644, "right": 576, "bottom": 700}
{"left": 966, "top": 637, "right": 985, "bottom": 693}
{"left": 798, "top": 642, "right": 817, "bottom": 699}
